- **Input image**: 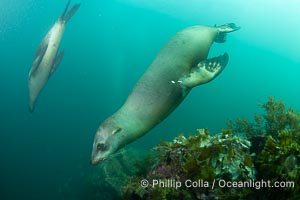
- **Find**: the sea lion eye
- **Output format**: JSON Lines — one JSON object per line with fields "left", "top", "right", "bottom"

{"left": 97, "top": 143, "right": 106, "bottom": 151}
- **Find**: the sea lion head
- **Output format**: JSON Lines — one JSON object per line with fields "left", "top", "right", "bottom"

{"left": 90, "top": 121, "right": 122, "bottom": 165}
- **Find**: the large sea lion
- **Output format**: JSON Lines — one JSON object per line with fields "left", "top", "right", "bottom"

{"left": 28, "top": 0, "right": 80, "bottom": 112}
{"left": 91, "top": 23, "right": 240, "bottom": 165}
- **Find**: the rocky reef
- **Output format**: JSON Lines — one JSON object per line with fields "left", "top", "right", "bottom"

{"left": 123, "top": 128, "right": 255, "bottom": 199}
{"left": 228, "top": 96, "right": 300, "bottom": 199}
{"left": 84, "top": 97, "right": 299, "bottom": 199}
{"left": 122, "top": 97, "right": 300, "bottom": 199}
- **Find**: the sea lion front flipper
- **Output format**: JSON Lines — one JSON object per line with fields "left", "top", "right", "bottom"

{"left": 29, "top": 42, "right": 49, "bottom": 77}
{"left": 50, "top": 50, "right": 64, "bottom": 76}
{"left": 179, "top": 53, "right": 229, "bottom": 88}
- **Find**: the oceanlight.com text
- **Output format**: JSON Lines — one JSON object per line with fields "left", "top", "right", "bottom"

{"left": 140, "top": 179, "right": 295, "bottom": 190}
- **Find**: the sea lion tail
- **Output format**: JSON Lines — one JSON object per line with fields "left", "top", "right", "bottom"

{"left": 214, "top": 23, "right": 240, "bottom": 43}
{"left": 60, "top": 0, "right": 81, "bottom": 23}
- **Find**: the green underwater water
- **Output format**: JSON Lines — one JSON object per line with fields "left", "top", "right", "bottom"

{"left": 0, "top": 0, "right": 299, "bottom": 199}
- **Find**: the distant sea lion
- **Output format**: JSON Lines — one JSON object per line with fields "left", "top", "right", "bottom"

{"left": 91, "top": 23, "right": 240, "bottom": 165}
{"left": 28, "top": 0, "right": 80, "bottom": 112}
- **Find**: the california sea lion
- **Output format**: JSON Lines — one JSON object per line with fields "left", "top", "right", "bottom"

{"left": 28, "top": 0, "right": 80, "bottom": 112}
{"left": 91, "top": 23, "right": 240, "bottom": 165}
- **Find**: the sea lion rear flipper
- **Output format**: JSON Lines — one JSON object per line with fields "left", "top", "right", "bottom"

{"left": 179, "top": 53, "right": 229, "bottom": 88}
{"left": 50, "top": 50, "right": 64, "bottom": 76}
{"left": 214, "top": 23, "right": 240, "bottom": 43}
{"left": 60, "top": 0, "right": 81, "bottom": 23}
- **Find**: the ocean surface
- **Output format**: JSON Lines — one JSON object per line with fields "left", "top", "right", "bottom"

{"left": 0, "top": 0, "right": 299, "bottom": 199}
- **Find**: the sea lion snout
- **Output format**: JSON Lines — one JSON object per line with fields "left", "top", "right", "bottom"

{"left": 90, "top": 156, "right": 106, "bottom": 165}
{"left": 91, "top": 132, "right": 109, "bottom": 165}
{"left": 90, "top": 125, "right": 121, "bottom": 165}
{"left": 90, "top": 142, "right": 108, "bottom": 165}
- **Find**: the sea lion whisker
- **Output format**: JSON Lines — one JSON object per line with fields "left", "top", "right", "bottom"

{"left": 110, "top": 149, "right": 127, "bottom": 158}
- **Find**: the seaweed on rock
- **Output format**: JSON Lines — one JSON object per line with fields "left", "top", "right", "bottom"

{"left": 122, "top": 129, "right": 255, "bottom": 199}
{"left": 122, "top": 97, "right": 300, "bottom": 199}
{"left": 228, "top": 96, "right": 300, "bottom": 199}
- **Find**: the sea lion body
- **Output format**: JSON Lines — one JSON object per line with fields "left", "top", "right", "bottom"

{"left": 29, "top": 21, "right": 65, "bottom": 112}
{"left": 91, "top": 23, "right": 240, "bottom": 165}
{"left": 28, "top": 0, "right": 80, "bottom": 112}
{"left": 122, "top": 26, "right": 218, "bottom": 125}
